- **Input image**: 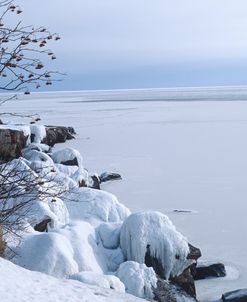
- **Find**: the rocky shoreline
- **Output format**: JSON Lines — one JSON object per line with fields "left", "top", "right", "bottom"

{"left": 0, "top": 123, "right": 246, "bottom": 302}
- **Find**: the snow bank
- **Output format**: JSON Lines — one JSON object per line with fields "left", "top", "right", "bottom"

{"left": 0, "top": 257, "right": 145, "bottom": 302}
{"left": 52, "top": 148, "right": 83, "bottom": 167}
{"left": 116, "top": 261, "right": 157, "bottom": 300}
{"left": 69, "top": 271, "right": 125, "bottom": 293}
{"left": 30, "top": 125, "right": 46, "bottom": 144}
{"left": 66, "top": 187, "right": 130, "bottom": 224}
{"left": 120, "top": 211, "right": 191, "bottom": 279}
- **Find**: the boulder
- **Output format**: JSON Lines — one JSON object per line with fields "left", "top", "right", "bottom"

{"left": 91, "top": 174, "right": 101, "bottom": 189}
{"left": 222, "top": 289, "right": 247, "bottom": 302}
{"left": 60, "top": 157, "right": 78, "bottom": 167}
{"left": 153, "top": 278, "right": 198, "bottom": 302}
{"left": 34, "top": 218, "right": 51, "bottom": 232}
{"left": 171, "top": 268, "right": 196, "bottom": 298}
{"left": 193, "top": 261, "right": 226, "bottom": 280}
{"left": 0, "top": 128, "right": 28, "bottom": 163}
{"left": 100, "top": 172, "right": 122, "bottom": 183}
{"left": 145, "top": 242, "right": 201, "bottom": 298}
{"left": 42, "top": 126, "right": 76, "bottom": 147}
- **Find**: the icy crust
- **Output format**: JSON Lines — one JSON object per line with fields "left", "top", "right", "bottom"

{"left": 0, "top": 258, "right": 145, "bottom": 302}
{"left": 69, "top": 271, "right": 125, "bottom": 293}
{"left": 66, "top": 187, "right": 130, "bottom": 224}
{"left": 120, "top": 211, "right": 191, "bottom": 279}
{"left": 52, "top": 147, "right": 83, "bottom": 167}
{"left": 116, "top": 261, "right": 157, "bottom": 299}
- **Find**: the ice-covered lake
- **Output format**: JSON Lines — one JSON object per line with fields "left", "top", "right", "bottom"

{"left": 3, "top": 86, "right": 247, "bottom": 301}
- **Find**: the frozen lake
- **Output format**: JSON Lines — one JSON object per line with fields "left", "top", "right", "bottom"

{"left": 3, "top": 86, "right": 247, "bottom": 301}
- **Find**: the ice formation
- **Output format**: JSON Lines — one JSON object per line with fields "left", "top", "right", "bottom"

{"left": 116, "top": 261, "right": 157, "bottom": 299}
{"left": 30, "top": 125, "right": 46, "bottom": 144}
{"left": 120, "top": 211, "right": 192, "bottom": 279}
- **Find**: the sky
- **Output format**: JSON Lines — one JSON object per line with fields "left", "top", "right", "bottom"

{"left": 14, "top": 1, "right": 247, "bottom": 90}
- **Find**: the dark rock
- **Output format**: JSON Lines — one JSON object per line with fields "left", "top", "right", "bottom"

{"left": 145, "top": 242, "right": 201, "bottom": 299}
{"left": 153, "top": 278, "right": 198, "bottom": 302}
{"left": 67, "top": 126, "right": 76, "bottom": 135}
{"left": 99, "top": 172, "right": 122, "bottom": 183}
{"left": 42, "top": 126, "right": 75, "bottom": 147}
{"left": 34, "top": 218, "right": 51, "bottom": 232}
{"left": 145, "top": 243, "right": 201, "bottom": 280}
{"left": 60, "top": 157, "right": 78, "bottom": 167}
{"left": 194, "top": 262, "right": 226, "bottom": 280}
{"left": 30, "top": 133, "right": 35, "bottom": 143}
{"left": 145, "top": 244, "right": 165, "bottom": 278}
{"left": 0, "top": 128, "right": 28, "bottom": 163}
{"left": 0, "top": 119, "right": 3, "bottom": 125}
{"left": 187, "top": 243, "right": 202, "bottom": 260}
{"left": 222, "top": 289, "right": 247, "bottom": 302}
{"left": 90, "top": 174, "right": 101, "bottom": 190}
{"left": 78, "top": 179, "right": 87, "bottom": 188}
{"left": 171, "top": 268, "right": 196, "bottom": 298}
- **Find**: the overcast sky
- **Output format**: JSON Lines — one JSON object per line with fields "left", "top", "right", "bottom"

{"left": 16, "top": 0, "right": 247, "bottom": 90}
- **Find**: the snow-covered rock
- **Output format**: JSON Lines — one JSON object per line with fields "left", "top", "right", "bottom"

{"left": 69, "top": 271, "right": 125, "bottom": 293}
{"left": 120, "top": 211, "right": 192, "bottom": 279}
{"left": 116, "top": 261, "right": 157, "bottom": 300}
{"left": 52, "top": 147, "right": 83, "bottom": 167}
{"left": 23, "top": 149, "right": 54, "bottom": 165}
{"left": 66, "top": 187, "right": 130, "bottom": 224}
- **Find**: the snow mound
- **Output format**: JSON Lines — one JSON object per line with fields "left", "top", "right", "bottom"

{"left": 52, "top": 148, "right": 83, "bottom": 167}
{"left": 69, "top": 271, "right": 125, "bottom": 293}
{"left": 0, "top": 257, "right": 145, "bottom": 302}
{"left": 120, "top": 211, "right": 191, "bottom": 279}
{"left": 30, "top": 125, "right": 46, "bottom": 144}
{"left": 56, "top": 221, "right": 107, "bottom": 273}
{"left": 116, "top": 261, "right": 157, "bottom": 300}
{"left": 23, "top": 149, "right": 54, "bottom": 165}
{"left": 13, "top": 232, "right": 78, "bottom": 278}
{"left": 66, "top": 187, "right": 130, "bottom": 224}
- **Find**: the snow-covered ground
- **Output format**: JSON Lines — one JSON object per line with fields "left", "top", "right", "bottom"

{"left": 2, "top": 86, "right": 247, "bottom": 301}
{"left": 0, "top": 257, "right": 144, "bottom": 302}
